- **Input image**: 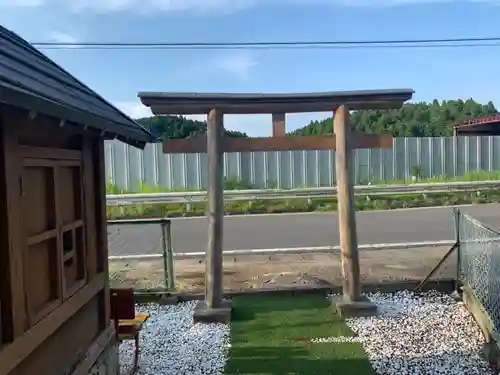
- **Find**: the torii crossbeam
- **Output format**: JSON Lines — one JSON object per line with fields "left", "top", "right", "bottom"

{"left": 139, "top": 89, "right": 414, "bottom": 322}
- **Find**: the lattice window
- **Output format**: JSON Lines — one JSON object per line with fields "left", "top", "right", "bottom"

{"left": 58, "top": 165, "right": 86, "bottom": 299}
{"left": 22, "top": 155, "right": 87, "bottom": 326}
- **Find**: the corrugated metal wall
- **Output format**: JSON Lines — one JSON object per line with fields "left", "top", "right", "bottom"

{"left": 105, "top": 136, "right": 500, "bottom": 191}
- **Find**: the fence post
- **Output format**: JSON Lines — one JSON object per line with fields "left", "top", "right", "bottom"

{"left": 166, "top": 220, "right": 175, "bottom": 290}
{"left": 161, "top": 220, "right": 175, "bottom": 290}
{"left": 453, "top": 208, "right": 461, "bottom": 293}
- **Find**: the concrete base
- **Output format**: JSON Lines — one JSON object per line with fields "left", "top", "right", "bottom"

{"left": 193, "top": 299, "right": 232, "bottom": 324}
{"left": 482, "top": 342, "right": 500, "bottom": 367}
{"left": 331, "top": 295, "right": 378, "bottom": 318}
{"left": 450, "top": 290, "right": 461, "bottom": 302}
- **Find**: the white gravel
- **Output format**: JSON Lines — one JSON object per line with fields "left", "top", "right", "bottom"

{"left": 119, "top": 291, "right": 497, "bottom": 375}
{"left": 342, "top": 290, "right": 497, "bottom": 375}
{"left": 119, "top": 301, "right": 230, "bottom": 375}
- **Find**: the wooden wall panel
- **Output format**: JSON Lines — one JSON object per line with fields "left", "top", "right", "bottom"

{"left": 58, "top": 165, "right": 83, "bottom": 225}
{"left": 2, "top": 106, "right": 83, "bottom": 151}
{"left": 0, "top": 109, "right": 110, "bottom": 375}
{"left": 56, "top": 163, "right": 86, "bottom": 299}
{"left": 22, "top": 164, "right": 63, "bottom": 325}
{"left": 0, "top": 112, "right": 27, "bottom": 341}
{"left": 22, "top": 166, "right": 56, "bottom": 235}
{"left": 93, "top": 138, "right": 111, "bottom": 329}
{"left": 9, "top": 296, "right": 100, "bottom": 375}
{"left": 25, "top": 238, "right": 61, "bottom": 325}
{"left": 0, "top": 275, "right": 105, "bottom": 375}
{"left": 82, "top": 136, "right": 97, "bottom": 278}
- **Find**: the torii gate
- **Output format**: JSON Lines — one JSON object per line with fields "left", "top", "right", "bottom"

{"left": 139, "top": 89, "right": 414, "bottom": 322}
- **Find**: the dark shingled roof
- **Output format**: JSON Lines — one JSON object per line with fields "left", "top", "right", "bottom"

{"left": 139, "top": 89, "right": 415, "bottom": 114}
{"left": 0, "top": 26, "right": 156, "bottom": 148}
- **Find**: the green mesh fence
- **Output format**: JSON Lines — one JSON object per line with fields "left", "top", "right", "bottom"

{"left": 457, "top": 210, "right": 500, "bottom": 332}
{"left": 107, "top": 218, "right": 175, "bottom": 292}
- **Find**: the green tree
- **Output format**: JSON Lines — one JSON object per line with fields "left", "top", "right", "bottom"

{"left": 289, "top": 99, "right": 498, "bottom": 137}
{"left": 137, "top": 115, "right": 248, "bottom": 139}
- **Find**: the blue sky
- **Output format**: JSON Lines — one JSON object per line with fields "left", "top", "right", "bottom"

{"left": 1, "top": 0, "right": 499, "bottom": 136}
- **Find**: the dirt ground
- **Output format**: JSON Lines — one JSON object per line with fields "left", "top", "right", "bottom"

{"left": 109, "top": 246, "right": 456, "bottom": 292}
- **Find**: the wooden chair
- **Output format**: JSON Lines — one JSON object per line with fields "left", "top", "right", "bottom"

{"left": 110, "top": 288, "right": 150, "bottom": 374}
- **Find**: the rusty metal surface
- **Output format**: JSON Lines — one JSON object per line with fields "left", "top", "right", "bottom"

{"left": 453, "top": 114, "right": 500, "bottom": 136}
{"left": 455, "top": 114, "right": 500, "bottom": 127}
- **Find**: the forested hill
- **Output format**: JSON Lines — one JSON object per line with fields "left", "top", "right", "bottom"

{"left": 137, "top": 115, "right": 249, "bottom": 139}
{"left": 290, "top": 99, "right": 498, "bottom": 137}
{"left": 137, "top": 99, "right": 498, "bottom": 139}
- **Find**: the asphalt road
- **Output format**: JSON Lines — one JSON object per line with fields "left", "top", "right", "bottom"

{"left": 107, "top": 204, "right": 500, "bottom": 256}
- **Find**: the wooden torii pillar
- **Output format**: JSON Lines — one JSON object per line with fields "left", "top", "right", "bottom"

{"left": 139, "top": 90, "right": 414, "bottom": 322}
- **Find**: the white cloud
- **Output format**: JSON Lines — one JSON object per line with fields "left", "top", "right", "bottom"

{"left": 44, "top": 30, "right": 84, "bottom": 49}
{"left": 334, "top": 0, "right": 454, "bottom": 5}
{"left": 115, "top": 101, "right": 153, "bottom": 119}
{"left": 4, "top": 0, "right": 499, "bottom": 13}
{"left": 0, "top": 0, "right": 255, "bottom": 13}
{"left": 0, "top": 0, "right": 43, "bottom": 7}
{"left": 70, "top": 0, "right": 255, "bottom": 13}
{"left": 49, "top": 30, "right": 78, "bottom": 43}
{"left": 211, "top": 52, "right": 258, "bottom": 78}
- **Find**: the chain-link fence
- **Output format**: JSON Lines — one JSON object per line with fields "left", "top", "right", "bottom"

{"left": 108, "top": 218, "right": 174, "bottom": 291}
{"left": 456, "top": 209, "right": 500, "bottom": 332}
{"left": 106, "top": 217, "right": 456, "bottom": 294}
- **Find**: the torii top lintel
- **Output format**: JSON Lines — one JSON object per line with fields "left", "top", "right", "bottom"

{"left": 138, "top": 89, "right": 414, "bottom": 153}
{"left": 138, "top": 89, "right": 414, "bottom": 115}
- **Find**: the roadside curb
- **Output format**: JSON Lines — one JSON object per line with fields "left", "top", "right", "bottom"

{"left": 109, "top": 240, "right": 455, "bottom": 261}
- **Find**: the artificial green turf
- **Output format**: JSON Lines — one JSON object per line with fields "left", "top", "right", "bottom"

{"left": 225, "top": 293, "right": 378, "bottom": 375}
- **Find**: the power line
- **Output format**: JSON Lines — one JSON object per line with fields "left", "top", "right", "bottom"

{"left": 31, "top": 36, "right": 500, "bottom": 50}
{"left": 37, "top": 42, "right": 500, "bottom": 51}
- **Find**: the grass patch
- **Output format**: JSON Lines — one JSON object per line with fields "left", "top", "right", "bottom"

{"left": 107, "top": 190, "right": 500, "bottom": 219}
{"left": 106, "top": 171, "right": 500, "bottom": 219}
{"left": 231, "top": 294, "right": 353, "bottom": 342}
{"left": 225, "top": 294, "right": 376, "bottom": 375}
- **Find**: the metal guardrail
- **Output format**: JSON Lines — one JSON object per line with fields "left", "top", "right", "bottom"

{"left": 106, "top": 180, "right": 500, "bottom": 206}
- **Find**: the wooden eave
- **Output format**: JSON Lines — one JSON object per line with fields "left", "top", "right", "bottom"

{"left": 138, "top": 89, "right": 414, "bottom": 115}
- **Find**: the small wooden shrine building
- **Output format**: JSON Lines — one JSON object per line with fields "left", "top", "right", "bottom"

{"left": 0, "top": 26, "right": 155, "bottom": 375}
